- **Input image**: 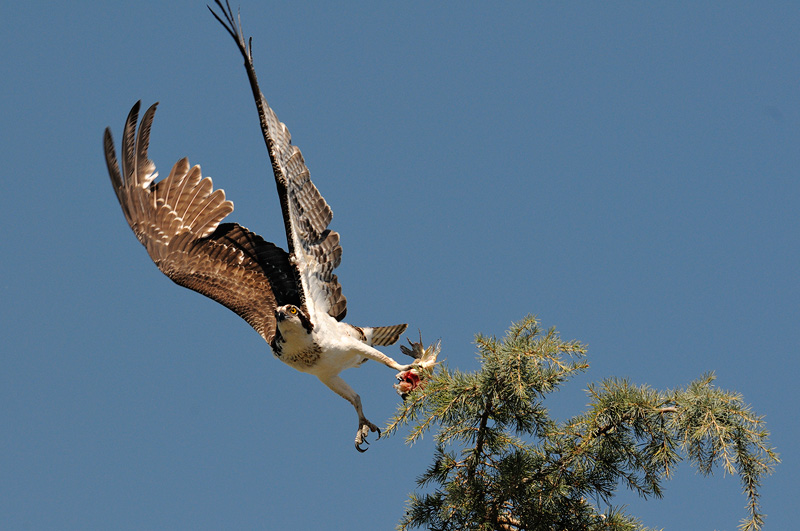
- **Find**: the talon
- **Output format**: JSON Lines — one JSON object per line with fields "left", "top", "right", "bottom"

{"left": 355, "top": 431, "right": 369, "bottom": 452}
{"left": 355, "top": 420, "right": 379, "bottom": 452}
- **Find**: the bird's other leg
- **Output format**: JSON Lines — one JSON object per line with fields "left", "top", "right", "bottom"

{"left": 319, "top": 374, "right": 380, "bottom": 452}
{"left": 353, "top": 343, "right": 418, "bottom": 372}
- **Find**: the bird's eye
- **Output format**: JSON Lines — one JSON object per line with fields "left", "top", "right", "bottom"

{"left": 289, "top": 307, "right": 297, "bottom": 314}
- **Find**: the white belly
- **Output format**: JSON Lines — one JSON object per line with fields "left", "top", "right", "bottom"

{"left": 276, "top": 315, "right": 367, "bottom": 376}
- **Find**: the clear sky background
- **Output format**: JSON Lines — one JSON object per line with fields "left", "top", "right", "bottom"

{"left": 2, "top": 2, "right": 798, "bottom": 529}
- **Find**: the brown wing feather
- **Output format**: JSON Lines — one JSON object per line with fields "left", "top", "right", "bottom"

{"left": 210, "top": 0, "right": 347, "bottom": 321}
{"left": 104, "top": 101, "right": 300, "bottom": 345}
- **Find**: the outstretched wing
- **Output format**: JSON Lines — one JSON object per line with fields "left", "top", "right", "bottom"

{"left": 104, "top": 101, "right": 302, "bottom": 345}
{"left": 210, "top": 0, "right": 348, "bottom": 322}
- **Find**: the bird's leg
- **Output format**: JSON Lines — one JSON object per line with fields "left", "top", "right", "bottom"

{"left": 352, "top": 343, "right": 419, "bottom": 372}
{"left": 319, "top": 374, "right": 380, "bottom": 452}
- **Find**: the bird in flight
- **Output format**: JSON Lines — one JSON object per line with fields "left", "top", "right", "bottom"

{"left": 103, "top": 1, "right": 421, "bottom": 451}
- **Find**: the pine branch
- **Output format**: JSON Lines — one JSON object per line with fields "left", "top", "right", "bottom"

{"left": 469, "top": 396, "right": 493, "bottom": 481}
{"left": 386, "top": 316, "right": 777, "bottom": 531}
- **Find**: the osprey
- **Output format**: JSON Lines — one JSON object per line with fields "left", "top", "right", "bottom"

{"left": 103, "top": 1, "right": 420, "bottom": 451}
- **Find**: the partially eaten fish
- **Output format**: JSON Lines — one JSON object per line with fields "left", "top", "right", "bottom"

{"left": 395, "top": 338, "right": 441, "bottom": 400}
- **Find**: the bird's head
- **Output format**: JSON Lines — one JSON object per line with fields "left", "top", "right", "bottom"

{"left": 275, "top": 304, "right": 313, "bottom": 334}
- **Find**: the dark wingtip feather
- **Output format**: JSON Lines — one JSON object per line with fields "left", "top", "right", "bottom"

{"left": 135, "top": 102, "right": 159, "bottom": 185}
{"left": 103, "top": 127, "right": 123, "bottom": 192}
{"left": 208, "top": 0, "right": 240, "bottom": 45}
{"left": 121, "top": 100, "right": 141, "bottom": 185}
{"left": 209, "top": 0, "right": 253, "bottom": 64}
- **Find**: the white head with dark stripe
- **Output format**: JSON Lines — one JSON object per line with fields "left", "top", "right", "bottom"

{"left": 275, "top": 304, "right": 314, "bottom": 337}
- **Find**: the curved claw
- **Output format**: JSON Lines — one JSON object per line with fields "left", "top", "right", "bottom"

{"left": 355, "top": 420, "right": 380, "bottom": 452}
{"left": 355, "top": 430, "right": 371, "bottom": 452}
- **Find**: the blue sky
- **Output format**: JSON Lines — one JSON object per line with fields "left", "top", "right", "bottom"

{"left": 2, "top": 1, "right": 798, "bottom": 529}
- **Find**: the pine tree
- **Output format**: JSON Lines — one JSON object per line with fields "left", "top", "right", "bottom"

{"left": 386, "top": 315, "right": 778, "bottom": 531}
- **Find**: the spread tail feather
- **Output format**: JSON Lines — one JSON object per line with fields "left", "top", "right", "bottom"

{"left": 363, "top": 324, "right": 408, "bottom": 346}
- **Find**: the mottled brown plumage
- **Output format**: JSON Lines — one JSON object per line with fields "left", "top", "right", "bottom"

{"left": 104, "top": 102, "right": 303, "bottom": 347}
{"left": 209, "top": 2, "right": 347, "bottom": 323}
{"left": 104, "top": 1, "right": 419, "bottom": 451}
